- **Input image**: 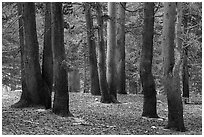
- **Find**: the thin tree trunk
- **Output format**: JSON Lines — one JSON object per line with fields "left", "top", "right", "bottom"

{"left": 84, "top": 2, "right": 101, "bottom": 95}
{"left": 162, "top": 2, "right": 185, "bottom": 131}
{"left": 140, "top": 2, "right": 158, "bottom": 118}
{"left": 51, "top": 2, "right": 73, "bottom": 116}
{"left": 95, "top": 3, "right": 111, "bottom": 103}
{"left": 42, "top": 2, "right": 52, "bottom": 108}
{"left": 12, "top": 2, "right": 50, "bottom": 109}
{"left": 106, "top": 2, "right": 119, "bottom": 103}
{"left": 182, "top": 47, "right": 189, "bottom": 103}
{"left": 182, "top": 8, "right": 190, "bottom": 103}
{"left": 116, "top": 2, "right": 127, "bottom": 94}
{"left": 83, "top": 49, "right": 88, "bottom": 93}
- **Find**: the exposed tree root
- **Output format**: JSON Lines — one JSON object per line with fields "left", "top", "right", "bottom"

{"left": 110, "top": 95, "right": 121, "bottom": 103}
{"left": 53, "top": 110, "right": 74, "bottom": 117}
{"left": 11, "top": 99, "right": 30, "bottom": 108}
{"left": 165, "top": 124, "right": 186, "bottom": 132}
{"left": 100, "top": 95, "right": 121, "bottom": 104}
{"left": 100, "top": 98, "right": 112, "bottom": 103}
{"left": 142, "top": 113, "right": 159, "bottom": 118}
{"left": 11, "top": 99, "right": 47, "bottom": 109}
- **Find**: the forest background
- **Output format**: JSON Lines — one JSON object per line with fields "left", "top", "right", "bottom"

{"left": 2, "top": 2, "right": 202, "bottom": 96}
{"left": 1, "top": 1, "right": 202, "bottom": 135}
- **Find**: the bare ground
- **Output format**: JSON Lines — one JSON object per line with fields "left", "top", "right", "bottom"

{"left": 2, "top": 90, "right": 202, "bottom": 135}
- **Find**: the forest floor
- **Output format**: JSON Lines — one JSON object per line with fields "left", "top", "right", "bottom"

{"left": 2, "top": 89, "right": 202, "bottom": 135}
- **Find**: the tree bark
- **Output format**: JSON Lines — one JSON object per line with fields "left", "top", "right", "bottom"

{"left": 116, "top": 2, "right": 127, "bottom": 94}
{"left": 84, "top": 3, "right": 101, "bottom": 95}
{"left": 12, "top": 3, "right": 28, "bottom": 107}
{"left": 182, "top": 47, "right": 189, "bottom": 103}
{"left": 12, "top": 2, "right": 50, "bottom": 109}
{"left": 106, "top": 2, "right": 119, "bottom": 103}
{"left": 51, "top": 2, "right": 72, "bottom": 116}
{"left": 182, "top": 8, "right": 190, "bottom": 103}
{"left": 95, "top": 3, "right": 111, "bottom": 103}
{"left": 42, "top": 2, "right": 52, "bottom": 108}
{"left": 140, "top": 2, "right": 158, "bottom": 118}
{"left": 83, "top": 48, "right": 89, "bottom": 93}
{"left": 162, "top": 2, "right": 185, "bottom": 131}
{"left": 42, "top": 3, "right": 53, "bottom": 91}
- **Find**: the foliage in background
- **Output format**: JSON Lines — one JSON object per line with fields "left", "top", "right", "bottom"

{"left": 2, "top": 2, "right": 202, "bottom": 95}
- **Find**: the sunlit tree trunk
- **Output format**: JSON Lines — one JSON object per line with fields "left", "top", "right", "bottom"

{"left": 12, "top": 3, "right": 50, "bottom": 109}
{"left": 116, "top": 2, "right": 126, "bottom": 94}
{"left": 106, "top": 2, "right": 119, "bottom": 103}
{"left": 95, "top": 3, "right": 111, "bottom": 103}
{"left": 84, "top": 2, "right": 101, "bottom": 95}
{"left": 162, "top": 2, "right": 185, "bottom": 131}
{"left": 51, "top": 2, "right": 72, "bottom": 116}
{"left": 140, "top": 2, "right": 158, "bottom": 118}
{"left": 42, "top": 2, "right": 52, "bottom": 108}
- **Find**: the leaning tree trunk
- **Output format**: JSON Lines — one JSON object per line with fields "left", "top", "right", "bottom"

{"left": 95, "top": 3, "right": 111, "bottom": 103}
{"left": 84, "top": 2, "right": 101, "bottom": 95}
{"left": 106, "top": 2, "right": 119, "bottom": 103}
{"left": 140, "top": 2, "right": 158, "bottom": 118}
{"left": 12, "top": 2, "right": 51, "bottom": 109}
{"left": 51, "top": 2, "right": 72, "bottom": 116}
{"left": 42, "top": 2, "right": 52, "bottom": 108}
{"left": 162, "top": 2, "right": 185, "bottom": 131}
{"left": 116, "top": 2, "right": 127, "bottom": 94}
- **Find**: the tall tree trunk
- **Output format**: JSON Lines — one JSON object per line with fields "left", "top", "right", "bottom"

{"left": 182, "top": 47, "right": 189, "bottom": 103}
{"left": 182, "top": 8, "right": 190, "bottom": 103}
{"left": 162, "top": 2, "right": 185, "bottom": 131}
{"left": 83, "top": 48, "right": 88, "bottom": 93}
{"left": 51, "top": 2, "right": 72, "bottom": 116}
{"left": 12, "top": 3, "right": 28, "bottom": 107}
{"left": 116, "top": 2, "right": 127, "bottom": 94}
{"left": 140, "top": 2, "right": 158, "bottom": 118}
{"left": 12, "top": 2, "right": 50, "bottom": 109}
{"left": 84, "top": 2, "right": 101, "bottom": 95}
{"left": 95, "top": 3, "right": 111, "bottom": 103}
{"left": 106, "top": 2, "right": 119, "bottom": 103}
{"left": 42, "top": 2, "right": 52, "bottom": 108}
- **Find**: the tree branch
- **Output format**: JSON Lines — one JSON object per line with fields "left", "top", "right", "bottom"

{"left": 120, "top": 2, "right": 143, "bottom": 13}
